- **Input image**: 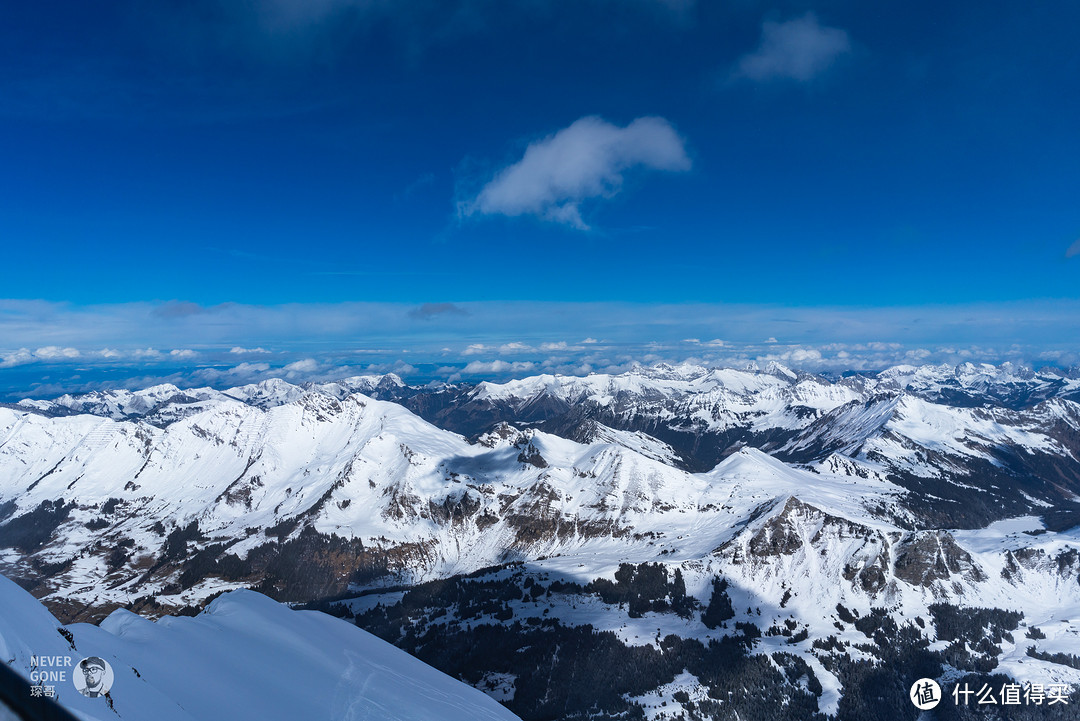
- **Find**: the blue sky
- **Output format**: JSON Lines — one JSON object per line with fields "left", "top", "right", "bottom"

{"left": 1, "top": 1, "right": 1078, "bottom": 395}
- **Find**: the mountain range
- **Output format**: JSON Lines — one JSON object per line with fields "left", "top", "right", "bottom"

{"left": 1, "top": 362, "right": 1079, "bottom": 720}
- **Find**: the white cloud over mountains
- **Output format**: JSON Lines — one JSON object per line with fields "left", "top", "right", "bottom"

{"left": 7, "top": 341, "right": 1077, "bottom": 402}
{"left": 1, "top": 298, "right": 1078, "bottom": 398}
{"left": 1, "top": 299, "right": 1076, "bottom": 356}
{"left": 0, "top": 346, "right": 81, "bottom": 368}
{"left": 1, "top": 346, "right": 82, "bottom": 368}
{"left": 462, "top": 116, "right": 691, "bottom": 229}
{"left": 0, "top": 346, "right": 203, "bottom": 369}
{"left": 462, "top": 360, "right": 536, "bottom": 375}
{"left": 734, "top": 13, "right": 850, "bottom": 82}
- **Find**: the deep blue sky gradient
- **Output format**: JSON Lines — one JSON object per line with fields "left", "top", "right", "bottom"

{"left": 0, "top": 1, "right": 1078, "bottom": 393}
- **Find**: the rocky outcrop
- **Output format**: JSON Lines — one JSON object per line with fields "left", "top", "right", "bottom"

{"left": 892, "top": 531, "right": 986, "bottom": 587}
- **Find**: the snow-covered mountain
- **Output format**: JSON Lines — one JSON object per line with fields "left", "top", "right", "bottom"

{"left": 2, "top": 362, "right": 1079, "bottom": 719}
{"left": 1, "top": 363, "right": 1078, "bottom": 617}
{"left": 876, "top": 362, "right": 1080, "bottom": 409}
{"left": 0, "top": 385, "right": 909, "bottom": 620}
{"left": 0, "top": 572, "right": 520, "bottom": 721}
{"left": 340, "top": 504, "right": 1080, "bottom": 720}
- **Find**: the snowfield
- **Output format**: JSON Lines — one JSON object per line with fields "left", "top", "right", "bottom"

{"left": 0, "top": 573, "right": 521, "bottom": 721}
{"left": 1, "top": 362, "right": 1079, "bottom": 719}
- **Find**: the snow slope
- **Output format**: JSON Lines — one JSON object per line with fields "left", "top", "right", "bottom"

{"left": 0, "top": 572, "right": 520, "bottom": 721}
{"left": 0, "top": 388, "right": 916, "bottom": 616}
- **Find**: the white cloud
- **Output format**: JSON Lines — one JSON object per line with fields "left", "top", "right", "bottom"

{"left": 364, "top": 360, "right": 418, "bottom": 375}
{"left": 283, "top": 358, "right": 320, "bottom": 373}
{"left": 539, "top": 341, "right": 584, "bottom": 352}
{"left": 230, "top": 362, "right": 272, "bottom": 374}
{"left": 499, "top": 342, "right": 534, "bottom": 354}
{"left": 734, "top": 13, "right": 850, "bottom": 82}
{"left": 0, "top": 346, "right": 82, "bottom": 368}
{"left": 1, "top": 299, "right": 1078, "bottom": 398}
{"left": 230, "top": 346, "right": 271, "bottom": 354}
{"left": 462, "top": 360, "right": 536, "bottom": 374}
{"left": 0, "top": 348, "right": 34, "bottom": 368}
{"left": 582, "top": 337, "right": 599, "bottom": 344}
{"left": 786, "top": 348, "right": 821, "bottom": 363}
{"left": 33, "top": 346, "right": 81, "bottom": 360}
{"left": 169, "top": 349, "right": 198, "bottom": 359}
{"left": 755, "top": 347, "right": 832, "bottom": 369}
{"left": 462, "top": 116, "right": 690, "bottom": 229}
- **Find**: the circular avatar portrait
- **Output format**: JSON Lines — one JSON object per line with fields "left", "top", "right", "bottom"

{"left": 73, "top": 656, "right": 114, "bottom": 698}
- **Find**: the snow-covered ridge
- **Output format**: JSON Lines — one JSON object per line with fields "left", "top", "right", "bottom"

{"left": 14, "top": 373, "right": 411, "bottom": 422}
{"left": 1, "top": 361, "right": 1078, "bottom": 625}
{"left": 15, "top": 362, "right": 1079, "bottom": 424}
{"left": 0, "top": 572, "right": 520, "bottom": 721}
{"left": 0, "top": 389, "right": 908, "bottom": 614}
{"left": 876, "top": 361, "right": 1080, "bottom": 407}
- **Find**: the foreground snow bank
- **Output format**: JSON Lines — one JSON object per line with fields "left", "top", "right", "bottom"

{"left": 0, "top": 573, "right": 520, "bottom": 721}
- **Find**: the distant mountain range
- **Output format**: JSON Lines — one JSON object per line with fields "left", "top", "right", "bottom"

{"left": 1, "top": 362, "right": 1079, "bottom": 720}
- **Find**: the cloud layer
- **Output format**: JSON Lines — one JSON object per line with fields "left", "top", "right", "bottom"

{"left": 462, "top": 116, "right": 691, "bottom": 229}
{"left": 1, "top": 298, "right": 1078, "bottom": 398}
{"left": 734, "top": 13, "right": 850, "bottom": 82}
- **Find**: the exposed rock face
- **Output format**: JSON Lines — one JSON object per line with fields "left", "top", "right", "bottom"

{"left": 892, "top": 531, "right": 986, "bottom": 586}
{"left": 715, "top": 498, "right": 1000, "bottom": 598}
{"left": 717, "top": 497, "right": 897, "bottom": 598}
{"left": 1001, "top": 545, "right": 1080, "bottom": 585}
{"left": 746, "top": 498, "right": 813, "bottom": 557}
{"left": 842, "top": 543, "right": 891, "bottom": 595}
